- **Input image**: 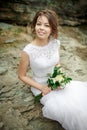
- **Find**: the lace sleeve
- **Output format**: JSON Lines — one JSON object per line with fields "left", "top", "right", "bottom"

{"left": 56, "top": 39, "right": 60, "bottom": 48}
{"left": 23, "top": 44, "right": 31, "bottom": 56}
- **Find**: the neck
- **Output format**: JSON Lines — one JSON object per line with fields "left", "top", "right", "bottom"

{"left": 34, "top": 38, "right": 50, "bottom": 46}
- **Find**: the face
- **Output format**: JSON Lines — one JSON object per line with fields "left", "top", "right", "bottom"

{"left": 35, "top": 15, "right": 52, "bottom": 40}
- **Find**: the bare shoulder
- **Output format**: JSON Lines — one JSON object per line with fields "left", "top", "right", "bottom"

{"left": 21, "top": 51, "right": 29, "bottom": 60}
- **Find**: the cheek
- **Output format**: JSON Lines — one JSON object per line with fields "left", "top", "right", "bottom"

{"left": 49, "top": 27, "right": 52, "bottom": 33}
{"left": 49, "top": 28, "right": 52, "bottom": 35}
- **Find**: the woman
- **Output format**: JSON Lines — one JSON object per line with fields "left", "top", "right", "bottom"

{"left": 18, "top": 9, "right": 87, "bottom": 130}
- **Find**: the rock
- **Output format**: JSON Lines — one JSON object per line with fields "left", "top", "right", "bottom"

{"left": 0, "top": 122, "right": 4, "bottom": 129}
{"left": 0, "top": 24, "right": 87, "bottom": 130}
{"left": 0, "top": 0, "right": 87, "bottom": 26}
{"left": 5, "top": 38, "right": 17, "bottom": 44}
{"left": 3, "top": 108, "right": 28, "bottom": 130}
{"left": 62, "top": 20, "right": 81, "bottom": 26}
{"left": 0, "top": 115, "right": 4, "bottom": 129}
{"left": 0, "top": 67, "right": 8, "bottom": 75}
{"left": 0, "top": 22, "right": 13, "bottom": 30}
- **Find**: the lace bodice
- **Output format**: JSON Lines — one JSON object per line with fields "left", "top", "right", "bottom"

{"left": 23, "top": 38, "right": 60, "bottom": 95}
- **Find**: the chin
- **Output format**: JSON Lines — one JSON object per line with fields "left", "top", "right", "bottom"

{"left": 38, "top": 36, "right": 46, "bottom": 40}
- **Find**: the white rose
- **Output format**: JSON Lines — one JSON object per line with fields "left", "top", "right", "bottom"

{"left": 55, "top": 75, "right": 64, "bottom": 82}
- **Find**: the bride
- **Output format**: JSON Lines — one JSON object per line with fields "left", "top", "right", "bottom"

{"left": 18, "top": 9, "right": 87, "bottom": 130}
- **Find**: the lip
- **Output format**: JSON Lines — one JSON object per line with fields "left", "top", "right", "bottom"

{"left": 38, "top": 31, "right": 45, "bottom": 35}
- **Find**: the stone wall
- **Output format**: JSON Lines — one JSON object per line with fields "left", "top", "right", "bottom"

{"left": 0, "top": 0, "right": 87, "bottom": 26}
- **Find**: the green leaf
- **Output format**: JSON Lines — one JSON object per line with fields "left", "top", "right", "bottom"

{"left": 34, "top": 93, "right": 42, "bottom": 103}
{"left": 51, "top": 84, "right": 57, "bottom": 90}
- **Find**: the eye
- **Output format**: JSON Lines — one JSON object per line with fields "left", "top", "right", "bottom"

{"left": 45, "top": 24, "right": 50, "bottom": 27}
{"left": 36, "top": 22, "right": 41, "bottom": 26}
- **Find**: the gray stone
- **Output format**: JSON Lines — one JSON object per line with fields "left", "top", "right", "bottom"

{"left": 0, "top": 122, "right": 4, "bottom": 129}
{"left": 0, "top": 23, "right": 87, "bottom": 130}
{"left": 0, "top": 23, "right": 13, "bottom": 30}
{"left": 0, "top": 67, "right": 8, "bottom": 75}
{"left": 0, "top": 0, "right": 87, "bottom": 26}
{"left": 5, "top": 39, "right": 17, "bottom": 44}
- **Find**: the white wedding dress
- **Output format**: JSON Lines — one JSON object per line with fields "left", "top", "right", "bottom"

{"left": 23, "top": 38, "right": 87, "bottom": 130}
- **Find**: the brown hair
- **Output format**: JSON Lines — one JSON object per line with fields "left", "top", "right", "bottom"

{"left": 31, "top": 9, "right": 58, "bottom": 39}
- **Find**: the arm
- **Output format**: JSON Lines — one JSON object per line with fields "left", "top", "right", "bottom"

{"left": 18, "top": 51, "right": 51, "bottom": 95}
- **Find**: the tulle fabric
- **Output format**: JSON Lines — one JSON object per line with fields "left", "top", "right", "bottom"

{"left": 40, "top": 81, "right": 87, "bottom": 130}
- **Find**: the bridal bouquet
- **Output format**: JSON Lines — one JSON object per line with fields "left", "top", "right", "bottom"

{"left": 34, "top": 66, "right": 72, "bottom": 103}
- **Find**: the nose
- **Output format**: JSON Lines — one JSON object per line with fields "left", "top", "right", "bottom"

{"left": 40, "top": 25, "right": 44, "bottom": 30}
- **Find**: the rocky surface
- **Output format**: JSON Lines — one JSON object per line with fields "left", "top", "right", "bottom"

{"left": 0, "top": 0, "right": 87, "bottom": 26}
{"left": 0, "top": 22, "right": 87, "bottom": 130}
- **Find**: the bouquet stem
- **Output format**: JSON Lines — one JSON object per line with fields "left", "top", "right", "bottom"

{"left": 34, "top": 93, "right": 42, "bottom": 103}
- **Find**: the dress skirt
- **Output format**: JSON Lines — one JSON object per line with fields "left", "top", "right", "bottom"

{"left": 40, "top": 81, "right": 87, "bottom": 130}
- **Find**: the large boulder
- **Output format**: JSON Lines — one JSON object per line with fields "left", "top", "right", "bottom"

{"left": 0, "top": 0, "right": 87, "bottom": 26}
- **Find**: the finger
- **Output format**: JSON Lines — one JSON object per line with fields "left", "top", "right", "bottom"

{"left": 57, "top": 87, "right": 61, "bottom": 90}
{"left": 42, "top": 93, "right": 45, "bottom": 96}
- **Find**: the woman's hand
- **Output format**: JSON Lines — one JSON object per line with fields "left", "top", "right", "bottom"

{"left": 41, "top": 86, "right": 51, "bottom": 96}
{"left": 41, "top": 86, "right": 61, "bottom": 96}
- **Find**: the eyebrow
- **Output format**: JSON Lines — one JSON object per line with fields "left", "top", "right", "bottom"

{"left": 37, "top": 20, "right": 50, "bottom": 24}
